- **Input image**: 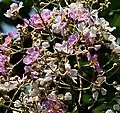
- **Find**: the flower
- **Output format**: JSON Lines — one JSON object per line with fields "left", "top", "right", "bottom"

{"left": 64, "top": 92, "right": 72, "bottom": 100}
{"left": 42, "top": 41, "right": 50, "bottom": 49}
{"left": 87, "top": 53, "right": 102, "bottom": 73}
{"left": 0, "top": 53, "right": 10, "bottom": 75}
{"left": 41, "top": 9, "right": 51, "bottom": 23}
{"left": 4, "top": 2, "right": 23, "bottom": 18}
{"left": 23, "top": 48, "right": 40, "bottom": 65}
{"left": 29, "top": 14, "right": 44, "bottom": 29}
{"left": 68, "top": 34, "right": 79, "bottom": 46}
{"left": 105, "top": 109, "right": 114, "bottom": 113}
{"left": 45, "top": 100, "right": 67, "bottom": 113}
{"left": 55, "top": 41, "right": 73, "bottom": 54}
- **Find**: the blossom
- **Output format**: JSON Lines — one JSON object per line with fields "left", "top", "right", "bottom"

{"left": 45, "top": 100, "right": 67, "bottom": 113}
{"left": 64, "top": 92, "right": 72, "bottom": 100}
{"left": 24, "top": 66, "right": 30, "bottom": 73}
{"left": 55, "top": 34, "right": 79, "bottom": 53}
{"left": 4, "top": 2, "right": 23, "bottom": 18}
{"left": 68, "top": 34, "right": 79, "bottom": 46}
{"left": 108, "top": 35, "right": 116, "bottom": 43}
{"left": 23, "top": 48, "right": 40, "bottom": 65}
{"left": 105, "top": 109, "right": 114, "bottom": 113}
{"left": 42, "top": 41, "right": 50, "bottom": 49}
{"left": 87, "top": 53, "right": 102, "bottom": 73}
{"left": 0, "top": 54, "right": 10, "bottom": 75}
{"left": 3, "top": 32, "right": 12, "bottom": 47}
{"left": 29, "top": 14, "right": 43, "bottom": 29}
{"left": 55, "top": 41, "right": 73, "bottom": 54}
{"left": 41, "top": 9, "right": 51, "bottom": 23}
{"left": 68, "top": 10, "right": 78, "bottom": 19}
{"left": 29, "top": 9, "right": 51, "bottom": 29}
{"left": 52, "top": 22, "right": 67, "bottom": 33}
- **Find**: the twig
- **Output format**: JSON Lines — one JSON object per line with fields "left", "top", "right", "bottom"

{"left": 5, "top": 83, "right": 24, "bottom": 113}
{"left": 32, "top": 0, "right": 53, "bottom": 41}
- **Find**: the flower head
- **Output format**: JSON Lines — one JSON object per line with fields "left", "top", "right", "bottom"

{"left": 23, "top": 48, "right": 40, "bottom": 65}
{"left": 68, "top": 34, "right": 79, "bottom": 46}
{"left": 4, "top": 2, "right": 23, "bottom": 18}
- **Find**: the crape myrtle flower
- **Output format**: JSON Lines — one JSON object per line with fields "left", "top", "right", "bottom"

{"left": 67, "top": 33, "right": 79, "bottom": 46}
{"left": 4, "top": 2, "right": 23, "bottom": 18}
{"left": 45, "top": 100, "right": 66, "bottom": 113}
{"left": 24, "top": 66, "right": 30, "bottom": 73}
{"left": 68, "top": 2, "right": 90, "bottom": 22}
{"left": 28, "top": 9, "right": 51, "bottom": 29}
{"left": 41, "top": 9, "right": 52, "bottom": 24}
{"left": 52, "top": 22, "right": 67, "bottom": 33}
{"left": 55, "top": 34, "right": 79, "bottom": 54}
{"left": 52, "top": 14, "right": 67, "bottom": 33}
{"left": 0, "top": 32, "right": 13, "bottom": 52}
{"left": 0, "top": 33, "right": 11, "bottom": 75}
{"left": 0, "top": 53, "right": 10, "bottom": 75}
{"left": 23, "top": 47, "right": 40, "bottom": 65}
{"left": 87, "top": 53, "right": 102, "bottom": 73}
{"left": 29, "top": 14, "right": 44, "bottom": 29}
{"left": 92, "top": 76, "right": 107, "bottom": 100}
{"left": 55, "top": 41, "right": 73, "bottom": 54}
{"left": 45, "top": 92, "right": 67, "bottom": 113}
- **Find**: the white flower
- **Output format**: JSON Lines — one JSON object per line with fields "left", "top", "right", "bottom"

{"left": 108, "top": 35, "right": 116, "bottom": 43}
{"left": 65, "top": 61, "right": 71, "bottom": 70}
{"left": 92, "top": 91, "right": 99, "bottom": 100}
{"left": 90, "top": 26, "right": 97, "bottom": 37}
{"left": 101, "top": 88, "right": 107, "bottom": 95}
{"left": 14, "top": 100, "right": 22, "bottom": 107}
{"left": 64, "top": 92, "right": 72, "bottom": 100}
{"left": 105, "top": 109, "right": 114, "bottom": 113}
{"left": 4, "top": 2, "right": 23, "bottom": 18}
{"left": 106, "top": 26, "right": 116, "bottom": 32}
{"left": 55, "top": 41, "right": 73, "bottom": 54}
{"left": 52, "top": 23, "right": 61, "bottom": 33}
{"left": 42, "top": 41, "right": 50, "bottom": 49}
{"left": 55, "top": 43, "right": 62, "bottom": 52}
{"left": 114, "top": 85, "right": 120, "bottom": 91}
{"left": 112, "top": 45, "right": 120, "bottom": 54}
{"left": 113, "top": 104, "right": 120, "bottom": 111}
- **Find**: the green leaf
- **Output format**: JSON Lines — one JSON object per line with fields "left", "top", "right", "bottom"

{"left": 112, "top": 14, "right": 120, "bottom": 27}
{"left": 2, "top": 0, "right": 11, "bottom": 4}
{"left": 82, "top": 93, "right": 91, "bottom": 104}
{"left": 92, "top": 104, "right": 106, "bottom": 113}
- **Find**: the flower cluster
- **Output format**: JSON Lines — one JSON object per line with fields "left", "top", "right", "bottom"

{"left": 0, "top": 0, "right": 120, "bottom": 113}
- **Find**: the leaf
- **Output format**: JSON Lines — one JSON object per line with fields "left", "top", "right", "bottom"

{"left": 112, "top": 14, "right": 120, "bottom": 27}
{"left": 2, "top": 0, "right": 11, "bottom": 4}
{"left": 92, "top": 104, "right": 106, "bottom": 113}
{"left": 82, "top": 93, "right": 91, "bottom": 104}
{"left": 79, "top": 59, "right": 89, "bottom": 66}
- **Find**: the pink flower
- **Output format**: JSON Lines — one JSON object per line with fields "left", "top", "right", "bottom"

{"left": 68, "top": 34, "right": 79, "bottom": 46}
{"left": 4, "top": 2, "right": 23, "bottom": 18}
{"left": 23, "top": 48, "right": 40, "bottom": 65}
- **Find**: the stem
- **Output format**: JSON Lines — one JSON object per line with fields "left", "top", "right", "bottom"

{"left": 5, "top": 83, "right": 24, "bottom": 113}
{"left": 32, "top": 0, "right": 53, "bottom": 41}
{"left": 76, "top": 55, "right": 82, "bottom": 105}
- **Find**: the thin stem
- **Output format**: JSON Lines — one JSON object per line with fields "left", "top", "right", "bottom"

{"left": 76, "top": 55, "right": 82, "bottom": 105}
{"left": 5, "top": 83, "right": 24, "bottom": 113}
{"left": 32, "top": 0, "right": 53, "bottom": 41}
